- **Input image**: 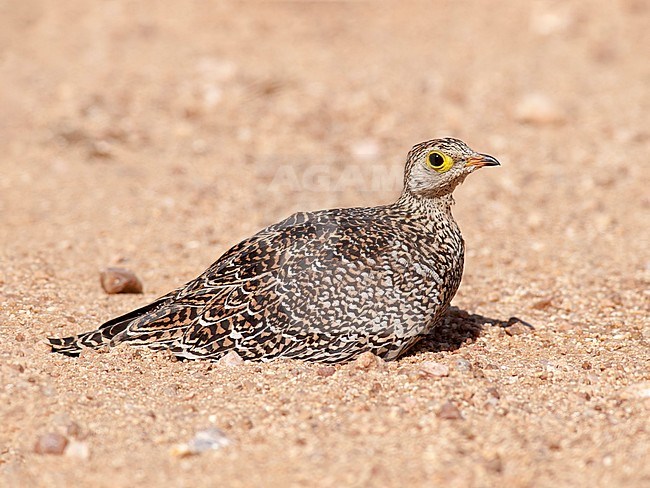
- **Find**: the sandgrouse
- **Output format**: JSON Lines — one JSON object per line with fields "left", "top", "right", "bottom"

{"left": 49, "top": 138, "right": 499, "bottom": 363}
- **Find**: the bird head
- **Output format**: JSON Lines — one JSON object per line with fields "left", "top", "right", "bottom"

{"left": 403, "top": 138, "right": 500, "bottom": 199}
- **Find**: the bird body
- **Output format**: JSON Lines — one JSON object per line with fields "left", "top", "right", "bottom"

{"left": 49, "top": 138, "right": 499, "bottom": 363}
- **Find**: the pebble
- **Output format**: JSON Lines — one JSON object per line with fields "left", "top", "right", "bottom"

{"left": 34, "top": 433, "right": 68, "bottom": 455}
{"left": 218, "top": 350, "right": 244, "bottom": 366}
{"left": 505, "top": 322, "right": 528, "bottom": 336}
{"left": 484, "top": 397, "right": 499, "bottom": 410}
{"left": 504, "top": 317, "right": 532, "bottom": 336}
{"left": 454, "top": 359, "right": 472, "bottom": 372}
{"left": 88, "top": 140, "right": 114, "bottom": 159}
{"left": 437, "top": 401, "right": 463, "bottom": 420}
{"left": 484, "top": 454, "right": 504, "bottom": 473}
{"left": 486, "top": 387, "right": 501, "bottom": 399}
{"left": 100, "top": 267, "right": 143, "bottom": 294}
{"left": 65, "top": 440, "right": 90, "bottom": 459}
{"left": 473, "top": 368, "right": 486, "bottom": 379}
{"left": 171, "top": 428, "right": 231, "bottom": 457}
{"left": 417, "top": 361, "right": 450, "bottom": 378}
{"left": 515, "top": 93, "right": 565, "bottom": 125}
{"left": 531, "top": 298, "right": 554, "bottom": 310}
{"left": 352, "top": 352, "right": 385, "bottom": 371}
{"left": 316, "top": 365, "right": 336, "bottom": 377}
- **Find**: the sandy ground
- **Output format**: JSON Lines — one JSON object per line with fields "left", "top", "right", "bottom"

{"left": 1, "top": 1, "right": 649, "bottom": 486}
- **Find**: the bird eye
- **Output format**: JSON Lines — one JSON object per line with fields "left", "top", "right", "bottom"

{"left": 426, "top": 151, "right": 454, "bottom": 173}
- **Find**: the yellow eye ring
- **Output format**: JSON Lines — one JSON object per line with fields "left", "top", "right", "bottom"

{"left": 426, "top": 151, "right": 454, "bottom": 173}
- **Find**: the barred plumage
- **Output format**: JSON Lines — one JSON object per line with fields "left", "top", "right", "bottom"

{"left": 49, "top": 138, "right": 499, "bottom": 363}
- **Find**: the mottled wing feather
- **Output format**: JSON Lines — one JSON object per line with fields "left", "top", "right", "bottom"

{"left": 174, "top": 214, "right": 370, "bottom": 359}
{"left": 74, "top": 212, "right": 328, "bottom": 353}
{"left": 123, "top": 209, "right": 400, "bottom": 360}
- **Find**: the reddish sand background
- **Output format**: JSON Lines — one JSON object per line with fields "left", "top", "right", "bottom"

{"left": 1, "top": 1, "right": 648, "bottom": 486}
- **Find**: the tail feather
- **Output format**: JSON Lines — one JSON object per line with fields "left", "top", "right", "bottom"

{"left": 48, "top": 330, "right": 105, "bottom": 356}
{"left": 49, "top": 296, "right": 173, "bottom": 356}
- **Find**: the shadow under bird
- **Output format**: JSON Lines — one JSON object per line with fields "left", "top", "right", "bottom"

{"left": 49, "top": 138, "right": 500, "bottom": 363}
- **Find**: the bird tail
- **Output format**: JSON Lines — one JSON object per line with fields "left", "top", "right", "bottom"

{"left": 48, "top": 329, "right": 107, "bottom": 356}
{"left": 48, "top": 296, "right": 173, "bottom": 356}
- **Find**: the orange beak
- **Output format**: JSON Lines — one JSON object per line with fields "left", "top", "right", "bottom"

{"left": 465, "top": 153, "right": 500, "bottom": 169}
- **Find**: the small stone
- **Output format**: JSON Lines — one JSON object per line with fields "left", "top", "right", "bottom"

{"left": 352, "top": 352, "right": 384, "bottom": 371}
{"left": 34, "top": 433, "right": 68, "bottom": 455}
{"left": 515, "top": 93, "right": 565, "bottom": 125}
{"left": 473, "top": 368, "right": 486, "bottom": 379}
{"left": 316, "top": 365, "right": 336, "bottom": 377}
{"left": 486, "top": 387, "right": 500, "bottom": 399}
{"left": 547, "top": 436, "right": 562, "bottom": 451}
{"left": 531, "top": 298, "right": 554, "bottom": 310}
{"left": 505, "top": 323, "right": 527, "bottom": 336}
{"left": 417, "top": 361, "right": 449, "bottom": 378}
{"left": 218, "top": 350, "right": 244, "bottom": 366}
{"left": 88, "top": 140, "right": 114, "bottom": 159}
{"left": 188, "top": 427, "right": 230, "bottom": 453}
{"left": 171, "top": 428, "right": 231, "bottom": 457}
{"left": 57, "top": 124, "right": 88, "bottom": 145}
{"left": 64, "top": 440, "right": 90, "bottom": 459}
{"left": 170, "top": 444, "right": 193, "bottom": 458}
{"left": 586, "top": 373, "right": 600, "bottom": 385}
{"left": 504, "top": 317, "right": 532, "bottom": 336}
{"left": 485, "top": 454, "right": 503, "bottom": 473}
{"left": 484, "top": 397, "right": 499, "bottom": 410}
{"left": 100, "top": 267, "right": 143, "bottom": 294}
{"left": 437, "top": 401, "right": 463, "bottom": 420}
{"left": 454, "top": 359, "right": 472, "bottom": 372}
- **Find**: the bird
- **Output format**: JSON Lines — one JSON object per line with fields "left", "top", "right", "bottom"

{"left": 49, "top": 138, "right": 499, "bottom": 363}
